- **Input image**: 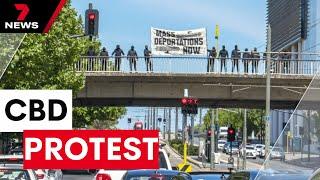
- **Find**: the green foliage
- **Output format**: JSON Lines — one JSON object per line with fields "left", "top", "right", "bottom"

{"left": 169, "top": 139, "right": 198, "bottom": 156}
{"left": 73, "top": 107, "right": 127, "bottom": 129}
{"left": 0, "top": 1, "right": 126, "bottom": 128}
{"left": 203, "top": 109, "right": 265, "bottom": 137}
{"left": 1, "top": 1, "right": 99, "bottom": 93}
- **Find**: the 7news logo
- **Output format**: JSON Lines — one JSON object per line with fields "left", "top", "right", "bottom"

{"left": 5, "top": 4, "right": 39, "bottom": 30}
{"left": 0, "top": 0, "right": 67, "bottom": 33}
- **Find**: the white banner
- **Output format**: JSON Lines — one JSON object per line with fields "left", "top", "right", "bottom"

{"left": 151, "top": 27, "right": 207, "bottom": 55}
{"left": 0, "top": 90, "right": 72, "bottom": 132}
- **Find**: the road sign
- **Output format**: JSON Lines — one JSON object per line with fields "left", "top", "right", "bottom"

{"left": 178, "top": 163, "right": 192, "bottom": 173}
{"left": 228, "top": 157, "right": 234, "bottom": 164}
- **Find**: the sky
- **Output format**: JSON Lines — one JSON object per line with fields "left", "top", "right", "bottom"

{"left": 71, "top": 0, "right": 267, "bottom": 129}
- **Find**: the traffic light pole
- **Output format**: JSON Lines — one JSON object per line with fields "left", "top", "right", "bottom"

{"left": 182, "top": 113, "right": 187, "bottom": 143}
{"left": 190, "top": 114, "right": 194, "bottom": 146}
{"left": 210, "top": 109, "right": 215, "bottom": 170}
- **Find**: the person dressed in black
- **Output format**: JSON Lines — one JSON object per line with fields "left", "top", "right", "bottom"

{"left": 99, "top": 47, "right": 109, "bottom": 71}
{"left": 112, "top": 45, "right": 124, "bottom": 71}
{"left": 219, "top": 45, "right": 228, "bottom": 73}
{"left": 144, "top": 45, "right": 152, "bottom": 72}
{"left": 282, "top": 50, "right": 291, "bottom": 74}
{"left": 251, "top": 47, "right": 260, "bottom": 74}
{"left": 231, "top": 45, "right": 240, "bottom": 73}
{"left": 86, "top": 46, "right": 96, "bottom": 71}
{"left": 207, "top": 46, "right": 217, "bottom": 72}
{"left": 127, "top": 46, "right": 138, "bottom": 72}
{"left": 242, "top": 48, "right": 250, "bottom": 74}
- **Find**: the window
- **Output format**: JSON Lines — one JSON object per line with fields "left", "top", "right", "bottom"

{"left": 159, "top": 152, "right": 168, "bottom": 169}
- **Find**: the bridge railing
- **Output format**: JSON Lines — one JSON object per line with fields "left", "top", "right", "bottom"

{"left": 75, "top": 54, "right": 320, "bottom": 75}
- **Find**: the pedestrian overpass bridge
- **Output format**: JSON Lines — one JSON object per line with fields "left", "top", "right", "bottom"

{"left": 74, "top": 56, "right": 319, "bottom": 109}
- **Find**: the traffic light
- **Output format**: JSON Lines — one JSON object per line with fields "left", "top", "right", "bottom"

{"left": 128, "top": 118, "right": 131, "bottom": 124}
{"left": 181, "top": 98, "right": 199, "bottom": 115}
{"left": 206, "top": 129, "right": 212, "bottom": 141}
{"left": 227, "top": 127, "right": 236, "bottom": 142}
{"left": 85, "top": 5, "right": 99, "bottom": 36}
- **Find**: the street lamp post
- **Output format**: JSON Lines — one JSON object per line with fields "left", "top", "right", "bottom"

{"left": 265, "top": 24, "right": 272, "bottom": 164}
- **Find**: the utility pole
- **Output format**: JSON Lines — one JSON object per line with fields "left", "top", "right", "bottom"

{"left": 243, "top": 109, "right": 247, "bottom": 170}
{"left": 175, "top": 107, "right": 179, "bottom": 139}
{"left": 265, "top": 24, "right": 272, "bottom": 163}
{"left": 168, "top": 108, "right": 172, "bottom": 142}
{"left": 210, "top": 109, "right": 215, "bottom": 170}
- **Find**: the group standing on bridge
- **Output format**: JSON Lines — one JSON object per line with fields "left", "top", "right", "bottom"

{"left": 207, "top": 45, "right": 261, "bottom": 74}
{"left": 83, "top": 45, "right": 153, "bottom": 72}
{"left": 80, "top": 45, "right": 294, "bottom": 74}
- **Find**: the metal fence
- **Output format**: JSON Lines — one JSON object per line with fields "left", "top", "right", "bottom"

{"left": 75, "top": 53, "right": 320, "bottom": 75}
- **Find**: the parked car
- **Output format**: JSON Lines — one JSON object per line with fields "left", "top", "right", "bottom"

{"left": 269, "top": 147, "right": 285, "bottom": 161}
{"left": 218, "top": 140, "right": 227, "bottom": 151}
{"left": 94, "top": 148, "right": 172, "bottom": 180}
{"left": 122, "top": 170, "right": 192, "bottom": 180}
{"left": 240, "top": 145, "right": 257, "bottom": 159}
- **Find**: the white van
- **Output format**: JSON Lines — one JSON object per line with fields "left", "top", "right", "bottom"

{"left": 219, "top": 127, "right": 228, "bottom": 138}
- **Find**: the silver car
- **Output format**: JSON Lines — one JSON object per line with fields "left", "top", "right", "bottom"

{"left": 270, "top": 147, "right": 285, "bottom": 161}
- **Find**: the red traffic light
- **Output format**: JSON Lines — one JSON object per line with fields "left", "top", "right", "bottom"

{"left": 181, "top": 98, "right": 188, "bottom": 105}
{"left": 181, "top": 98, "right": 199, "bottom": 104}
{"left": 89, "top": 13, "right": 95, "bottom": 20}
{"left": 228, "top": 129, "right": 234, "bottom": 134}
{"left": 207, "top": 130, "right": 212, "bottom": 136}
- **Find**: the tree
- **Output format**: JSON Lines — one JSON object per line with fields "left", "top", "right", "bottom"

{"left": 203, "top": 109, "right": 264, "bottom": 138}
{"left": 0, "top": 0, "right": 126, "bottom": 128}
{"left": 0, "top": 0, "right": 99, "bottom": 93}
{"left": 73, "top": 107, "right": 126, "bottom": 129}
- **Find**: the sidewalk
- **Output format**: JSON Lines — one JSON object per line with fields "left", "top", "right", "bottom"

{"left": 161, "top": 139, "right": 204, "bottom": 171}
{"left": 283, "top": 153, "right": 320, "bottom": 170}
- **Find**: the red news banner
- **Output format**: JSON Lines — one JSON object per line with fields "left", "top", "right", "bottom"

{"left": 23, "top": 130, "right": 159, "bottom": 169}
